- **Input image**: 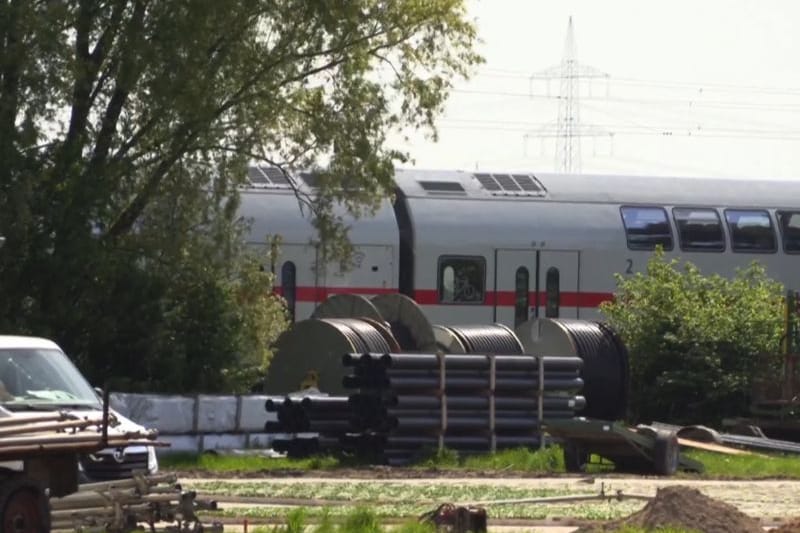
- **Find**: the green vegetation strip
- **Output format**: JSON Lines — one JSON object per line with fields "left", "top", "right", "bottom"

{"left": 163, "top": 446, "right": 800, "bottom": 479}
{"left": 188, "top": 480, "right": 595, "bottom": 503}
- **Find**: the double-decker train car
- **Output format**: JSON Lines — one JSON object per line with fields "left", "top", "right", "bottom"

{"left": 238, "top": 166, "right": 800, "bottom": 328}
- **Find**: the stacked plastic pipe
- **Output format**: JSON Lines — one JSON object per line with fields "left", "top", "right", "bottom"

{"left": 343, "top": 352, "right": 585, "bottom": 465}
{"left": 265, "top": 396, "right": 352, "bottom": 458}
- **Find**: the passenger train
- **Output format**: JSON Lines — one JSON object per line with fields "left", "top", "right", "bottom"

{"left": 238, "top": 166, "right": 800, "bottom": 328}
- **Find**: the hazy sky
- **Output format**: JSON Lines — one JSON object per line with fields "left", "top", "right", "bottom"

{"left": 394, "top": 0, "right": 800, "bottom": 179}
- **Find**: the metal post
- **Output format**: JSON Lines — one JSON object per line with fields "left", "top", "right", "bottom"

{"left": 489, "top": 355, "right": 496, "bottom": 453}
{"left": 538, "top": 356, "right": 545, "bottom": 450}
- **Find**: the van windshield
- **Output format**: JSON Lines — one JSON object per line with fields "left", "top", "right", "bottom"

{"left": 0, "top": 348, "right": 101, "bottom": 410}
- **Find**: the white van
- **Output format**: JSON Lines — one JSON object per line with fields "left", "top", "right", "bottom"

{"left": 0, "top": 336, "right": 158, "bottom": 481}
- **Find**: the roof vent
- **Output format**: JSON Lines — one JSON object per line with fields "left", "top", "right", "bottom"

{"left": 418, "top": 180, "right": 466, "bottom": 195}
{"left": 474, "top": 173, "right": 546, "bottom": 197}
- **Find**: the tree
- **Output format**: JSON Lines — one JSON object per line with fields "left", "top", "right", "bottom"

{"left": 600, "top": 249, "right": 784, "bottom": 425}
{"left": 0, "top": 1, "right": 481, "bottom": 391}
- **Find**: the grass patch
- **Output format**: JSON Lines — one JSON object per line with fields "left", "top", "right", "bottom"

{"left": 163, "top": 447, "right": 570, "bottom": 474}
{"left": 682, "top": 449, "right": 800, "bottom": 478}
{"left": 160, "top": 451, "right": 341, "bottom": 472}
{"left": 162, "top": 444, "right": 800, "bottom": 479}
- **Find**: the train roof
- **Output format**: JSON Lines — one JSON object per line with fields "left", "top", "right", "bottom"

{"left": 392, "top": 168, "right": 800, "bottom": 209}
{"left": 237, "top": 188, "right": 397, "bottom": 246}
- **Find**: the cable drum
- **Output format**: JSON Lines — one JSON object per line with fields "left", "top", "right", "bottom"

{"left": 324, "top": 318, "right": 393, "bottom": 354}
{"left": 445, "top": 324, "right": 524, "bottom": 355}
{"left": 515, "top": 318, "right": 630, "bottom": 420}
{"left": 370, "top": 294, "right": 437, "bottom": 351}
{"left": 262, "top": 317, "right": 396, "bottom": 395}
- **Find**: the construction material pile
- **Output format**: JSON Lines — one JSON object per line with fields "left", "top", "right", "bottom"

{"left": 0, "top": 410, "right": 159, "bottom": 460}
{"left": 261, "top": 294, "right": 631, "bottom": 464}
{"left": 266, "top": 396, "right": 351, "bottom": 457}
{"left": 51, "top": 473, "right": 221, "bottom": 533}
{"left": 345, "top": 352, "right": 585, "bottom": 464}
{"left": 264, "top": 352, "right": 585, "bottom": 465}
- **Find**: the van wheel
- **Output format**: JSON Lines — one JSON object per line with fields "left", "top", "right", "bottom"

{"left": 0, "top": 476, "right": 50, "bottom": 533}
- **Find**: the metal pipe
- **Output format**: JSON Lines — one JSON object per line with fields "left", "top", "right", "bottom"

{"left": 372, "top": 353, "right": 582, "bottom": 371}
{"left": 382, "top": 394, "right": 586, "bottom": 411}
{"left": 344, "top": 375, "right": 584, "bottom": 391}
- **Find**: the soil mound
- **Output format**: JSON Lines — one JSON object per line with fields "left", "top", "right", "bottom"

{"left": 772, "top": 518, "right": 800, "bottom": 533}
{"left": 575, "top": 485, "right": 762, "bottom": 533}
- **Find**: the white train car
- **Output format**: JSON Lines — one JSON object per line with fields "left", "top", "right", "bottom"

{"left": 393, "top": 169, "right": 800, "bottom": 326}
{"left": 239, "top": 166, "right": 800, "bottom": 327}
{"left": 238, "top": 166, "right": 399, "bottom": 321}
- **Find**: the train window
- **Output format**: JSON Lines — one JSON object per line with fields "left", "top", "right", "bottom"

{"left": 724, "top": 209, "right": 777, "bottom": 253}
{"left": 438, "top": 256, "right": 485, "bottom": 304}
{"left": 514, "top": 267, "right": 529, "bottom": 328}
{"left": 620, "top": 207, "right": 673, "bottom": 251}
{"left": 777, "top": 211, "right": 800, "bottom": 254}
{"left": 545, "top": 267, "right": 560, "bottom": 318}
{"left": 281, "top": 261, "right": 297, "bottom": 321}
{"left": 672, "top": 208, "right": 725, "bottom": 252}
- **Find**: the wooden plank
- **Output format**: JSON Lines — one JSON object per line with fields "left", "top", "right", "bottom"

{"left": 678, "top": 437, "right": 752, "bottom": 455}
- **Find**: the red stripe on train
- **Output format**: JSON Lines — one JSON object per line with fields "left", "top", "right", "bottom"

{"left": 275, "top": 286, "right": 613, "bottom": 308}
{"left": 413, "top": 290, "right": 612, "bottom": 307}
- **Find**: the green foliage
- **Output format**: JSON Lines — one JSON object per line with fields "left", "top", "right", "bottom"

{"left": 0, "top": 1, "right": 480, "bottom": 392}
{"left": 160, "top": 451, "right": 340, "bottom": 472}
{"left": 600, "top": 249, "right": 784, "bottom": 424}
{"left": 684, "top": 449, "right": 800, "bottom": 479}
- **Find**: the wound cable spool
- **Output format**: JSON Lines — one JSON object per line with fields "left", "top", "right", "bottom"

{"left": 445, "top": 324, "right": 524, "bottom": 355}
{"left": 515, "top": 318, "right": 630, "bottom": 420}
{"left": 359, "top": 316, "right": 402, "bottom": 352}
{"left": 433, "top": 325, "right": 468, "bottom": 354}
{"left": 371, "top": 294, "right": 437, "bottom": 351}
{"left": 311, "top": 293, "right": 385, "bottom": 322}
{"left": 263, "top": 317, "right": 394, "bottom": 395}
{"left": 324, "top": 318, "right": 393, "bottom": 354}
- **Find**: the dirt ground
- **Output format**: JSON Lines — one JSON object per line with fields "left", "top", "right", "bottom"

{"left": 180, "top": 473, "right": 800, "bottom": 531}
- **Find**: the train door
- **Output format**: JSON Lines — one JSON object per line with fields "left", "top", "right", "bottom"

{"left": 276, "top": 243, "right": 322, "bottom": 322}
{"left": 494, "top": 250, "right": 537, "bottom": 327}
{"left": 537, "top": 251, "right": 580, "bottom": 319}
{"left": 494, "top": 250, "right": 581, "bottom": 327}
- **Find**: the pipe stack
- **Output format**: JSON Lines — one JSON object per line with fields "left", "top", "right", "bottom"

{"left": 265, "top": 395, "right": 353, "bottom": 457}
{"left": 344, "top": 352, "right": 585, "bottom": 465}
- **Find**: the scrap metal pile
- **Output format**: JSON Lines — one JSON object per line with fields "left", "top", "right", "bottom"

{"left": 0, "top": 410, "right": 158, "bottom": 459}
{"left": 0, "top": 409, "right": 221, "bottom": 532}
{"left": 51, "top": 473, "right": 221, "bottom": 533}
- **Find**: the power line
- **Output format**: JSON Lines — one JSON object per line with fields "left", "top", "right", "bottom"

{"left": 476, "top": 68, "right": 800, "bottom": 97}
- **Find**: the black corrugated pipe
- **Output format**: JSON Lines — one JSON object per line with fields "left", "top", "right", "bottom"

{"left": 555, "top": 320, "right": 630, "bottom": 420}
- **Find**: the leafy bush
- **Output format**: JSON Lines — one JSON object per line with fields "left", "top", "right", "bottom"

{"left": 600, "top": 249, "right": 784, "bottom": 424}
